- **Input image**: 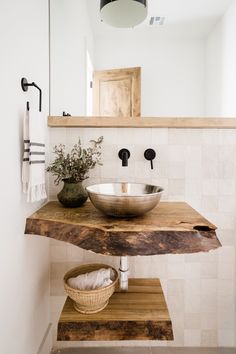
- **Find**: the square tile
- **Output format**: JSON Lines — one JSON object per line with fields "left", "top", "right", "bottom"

{"left": 202, "top": 179, "right": 218, "bottom": 196}
{"left": 201, "top": 330, "right": 217, "bottom": 346}
{"left": 151, "top": 128, "right": 169, "bottom": 145}
{"left": 201, "top": 196, "right": 218, "bottom": 212}
{"left": 201, "top": 312, "right": 218, "bottom": 330}
{"left": 202, "top": 129, "right": 219, "bottom": 145}
{"left": 168, "top": 162, "right": 185, "bottom": 179}
{"left": 184, "top": 313, "right": 201, "bottom": 330}
{"left": 184, "top": 329, "right": 201, "bottom": 346}
{"left": 218, "top": 179, "right": 235, "bottom": 196}
{"left": 169, "top": 179, "right": 185, "bottom": 196}
{"left": 185, "top": 146, "right": 202, "bottom": 162}
{"left": 217, "top": 329, "right": 235, "bottom": 346}
{"left": 185, "top": 161, "right": 202, "bottom": 179}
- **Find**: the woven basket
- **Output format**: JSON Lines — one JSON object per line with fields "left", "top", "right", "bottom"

{"left": 64, "top": 263, "right": 119, "bottom": 314}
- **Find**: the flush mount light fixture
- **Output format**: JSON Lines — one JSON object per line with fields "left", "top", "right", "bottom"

{"left": 100, "top": 0, "right": 148, "bottom": 28}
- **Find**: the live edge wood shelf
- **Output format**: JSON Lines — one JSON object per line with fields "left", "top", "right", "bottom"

{"left": 25, "top": 201, "right": 220, "bottom": 256}
{"left": 25, "top": 201, "right": 221, "bottom": 341}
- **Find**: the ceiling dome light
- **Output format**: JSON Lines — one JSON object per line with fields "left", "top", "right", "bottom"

{"left": 100, "top": 0, "right": 148, "bottom": 28}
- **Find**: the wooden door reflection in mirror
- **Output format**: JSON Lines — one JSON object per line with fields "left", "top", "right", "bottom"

{"left": 93, "top": 67, "right": 141, "bottom": 118}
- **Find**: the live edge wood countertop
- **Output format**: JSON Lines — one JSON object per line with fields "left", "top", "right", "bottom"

{"left": 25, "top": 201, "right": 221, "bottom": 256}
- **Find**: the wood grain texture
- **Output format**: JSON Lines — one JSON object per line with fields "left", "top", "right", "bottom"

{"left": 57, "top": 278, "right": 174, "bottom": 341}
{"left": 93, "top": 67, "right": 141, "bottom": 118}
{"left": 48, "top": 116, "right": 236, "bottom": 128}
{"left": 25, "top": 201, "right": 221, "bottom": 256}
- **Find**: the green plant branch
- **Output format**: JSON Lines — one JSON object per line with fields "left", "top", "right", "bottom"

{"left": 46, "top": 136, "right": 103, "bottom": 185}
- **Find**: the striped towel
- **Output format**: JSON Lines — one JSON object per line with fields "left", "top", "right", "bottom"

{"left": 22, "top": 105, "right": 47, "bottom": 202}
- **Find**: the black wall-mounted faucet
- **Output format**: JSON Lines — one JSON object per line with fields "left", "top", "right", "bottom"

{"left": 118, "top": 149, "right": 130, "bottom": 167}
{"left": 144, "top": 148, "right": 156, "bottom": 169}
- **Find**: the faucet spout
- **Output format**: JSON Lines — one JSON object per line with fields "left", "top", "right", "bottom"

{"left": 118, "top": 149, "right": 130, "bottom": 167}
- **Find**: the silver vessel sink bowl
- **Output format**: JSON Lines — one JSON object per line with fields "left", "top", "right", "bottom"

{"left": 86, "top": 183, "right": 164, "bottom": 217}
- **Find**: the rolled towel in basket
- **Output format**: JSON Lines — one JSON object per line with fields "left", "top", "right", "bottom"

{"left": 67, "top": 268, "right": 115, "bottom": 290}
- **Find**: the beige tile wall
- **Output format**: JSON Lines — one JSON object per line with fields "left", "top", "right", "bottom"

{"left": 48, "top": 127, "right": 236, "bottom": 349}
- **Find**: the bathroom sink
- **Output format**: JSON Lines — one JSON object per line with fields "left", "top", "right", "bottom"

{"left": 86, "top": 183, "right": 164, "bottom": 217}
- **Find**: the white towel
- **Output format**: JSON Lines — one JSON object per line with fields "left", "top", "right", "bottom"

{"left": 22, "top": 106, "right": 47, "bottom": 202}
{"left": 22, "top": 107, "right": 30, "bottom": 194}
{"left": 67, "top": 268, "right": 115, "bottom": 290}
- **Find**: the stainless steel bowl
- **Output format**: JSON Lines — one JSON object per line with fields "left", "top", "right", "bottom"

{"left": 86, "top": 182, "right": 164, "bottom": 217}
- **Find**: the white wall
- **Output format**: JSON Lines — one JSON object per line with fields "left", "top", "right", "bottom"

{"left": 50, "top": 0, "right": 94, "bottom": 116}
{"left": 94, "top": 37, "right": 206, "bottom": 117}
{"left": 0, "top": 1, "right": 50, "bottom": 354}
{"left": 206, "top": 0, "right": 236, "bottom": 116}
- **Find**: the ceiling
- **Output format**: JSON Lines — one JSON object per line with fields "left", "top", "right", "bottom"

{"left": 87, "top": 0, "right": 233, "bottom": 39}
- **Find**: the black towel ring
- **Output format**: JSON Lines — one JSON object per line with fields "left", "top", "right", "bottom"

{"left": 21, "top": 77, "right": 42, "bottom": 112}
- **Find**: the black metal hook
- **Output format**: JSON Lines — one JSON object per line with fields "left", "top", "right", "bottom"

{"left": 62, "top": 111, "right": 71, "bottom": 116}
{"left": 21, "top": 78, "right": 42, "bottom": 112}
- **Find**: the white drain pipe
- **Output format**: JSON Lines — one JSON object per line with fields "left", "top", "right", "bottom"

{"left": 119, "top": 256, "right": 129, "bottom": 291}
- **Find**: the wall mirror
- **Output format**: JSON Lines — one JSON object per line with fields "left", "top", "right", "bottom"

{"left": 50, "top": 0, "right": 235, "bottom": 120}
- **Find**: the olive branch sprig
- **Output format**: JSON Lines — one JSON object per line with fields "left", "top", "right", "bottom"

{"left": 46, "top": 136, "right": 103, "bottom": 185}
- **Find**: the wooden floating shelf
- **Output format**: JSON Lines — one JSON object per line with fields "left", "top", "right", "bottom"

{"left": 25, "top": 202, "right": 221, "bottom": 342}
{"left": 25, "top": 201, "right": 221, "bottom": 257}
{"left": 57, "top": 278, "right": 174, "bottom": 341}
{"left": 48, "top": 116, "right": 236, "bottom": 129}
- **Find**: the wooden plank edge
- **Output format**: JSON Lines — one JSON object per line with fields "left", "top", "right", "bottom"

{"left": 48, "top": 116, "right": 236, "bottom": 129}
{"left": 57, "top": 320, "right": 174, "bottom": 341}
{"left": 25, "top": 217, "right": 221, "bottom": 256}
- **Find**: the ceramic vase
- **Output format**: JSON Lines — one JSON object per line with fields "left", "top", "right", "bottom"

{"left": 57, "top": 180, "right": 88, "bottom": 208}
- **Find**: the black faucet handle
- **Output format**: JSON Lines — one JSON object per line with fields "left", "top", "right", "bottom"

{"left": 118, "top": 149, "right": 130, "bottom": 167}
{"left": 144, "top": 148, "right": 156, "bottom": 170}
